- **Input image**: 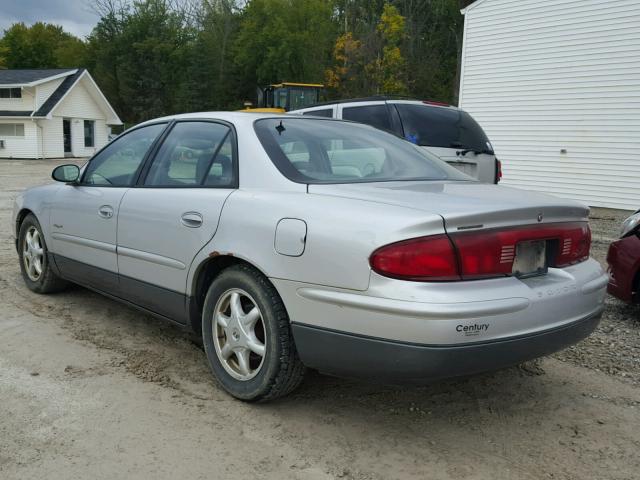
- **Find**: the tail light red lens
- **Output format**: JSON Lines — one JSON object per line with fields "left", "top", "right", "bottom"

{"left": 370, "top": 235, "right": 460, "bottom": 281}
{"left": 370, "top": 222, "right": 591, "bottom": 282}
{"left": 495, "top": 159, "right": 502, "bottom": 183}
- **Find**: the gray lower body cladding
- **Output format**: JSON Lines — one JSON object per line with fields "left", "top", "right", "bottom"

{"left": 291, "top": 311, "right": 602, "bottom": 383}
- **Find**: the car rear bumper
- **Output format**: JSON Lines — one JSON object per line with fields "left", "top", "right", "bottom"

{"left": 607, "top": 235, "right": 640, "bottom": 303}
{"left": 291, "top": 310, "right": 602, "bottom": 382}
{"left": 274, "top": 259, "right": 607, "bottom": 346}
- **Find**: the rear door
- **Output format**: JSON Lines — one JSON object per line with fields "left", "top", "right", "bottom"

{"left": 115, "top": 120, "right": 237, "bottom": 323}
{"left": 49, "top": 123, "right": 167, "bottom": 291}
{"left": 392, "top": 102, "right": 497, "bottom": 183}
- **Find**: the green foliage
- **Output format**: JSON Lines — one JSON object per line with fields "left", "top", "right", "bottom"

{"left": 233, "top": 0, "right": 336, "bottom": 102}
{"left": 0, "top": 0, "right": 465, "bottom": 121}
{"left": 0, "top": 22, "right": 87, "bottom": 69}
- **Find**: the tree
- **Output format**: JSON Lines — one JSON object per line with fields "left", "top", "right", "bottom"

{"left": 0, "top": 22, "right": 87, "bottom": 69}
{"left": 233, "top": 0, "right": 336, "bottom": 104}
{"left": 325, "top": 32, "right": 364, "bottom": 98}
{"left": 365, "top": 3, "right": 407, "bottom": 94}
{"left": 86, "top": 0, "right": 193, "bottom": 123}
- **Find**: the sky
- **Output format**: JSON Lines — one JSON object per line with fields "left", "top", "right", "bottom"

{"left": 0, "top": 0, "right": 100, "bottom": 38}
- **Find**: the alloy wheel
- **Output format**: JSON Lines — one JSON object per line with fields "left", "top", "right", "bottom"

{"left": 213, "top": 288, "right": 266, "bottom": 381}
{"left": 23, "top": 226, "right": 44, "bottom": 282}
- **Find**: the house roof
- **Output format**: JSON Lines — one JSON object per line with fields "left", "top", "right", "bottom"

{"left": 0, "top": 110, "right": 33, "bottom": 116}
{"left": 0, "top": 68, "right": 77, "bottom": 86}
{"left": 461, "top": 0, "right": 491, "bottom": 14}
{"left": 0, "top": 68, "right": 122, "bottom": 125}
{"left": 33, "top": 69, "right": 85, "bottom": 117}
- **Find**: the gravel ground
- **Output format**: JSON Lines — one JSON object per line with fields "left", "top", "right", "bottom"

{"left": 555, "top": 208, "right": 640, "bottom": 384}
{"left": 1, "top": 159, "right": 639, "bottom": 480}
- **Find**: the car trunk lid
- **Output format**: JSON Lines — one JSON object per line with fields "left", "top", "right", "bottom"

{"left": 307, "top": 181, "right": 589, "bottom": 232}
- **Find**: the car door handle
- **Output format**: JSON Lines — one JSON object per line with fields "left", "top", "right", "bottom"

{"left": 98, "top": 205, "right": 114, "bottom": 219}
{"left": 181, "top": 212, "right": 203, "bottom": 228}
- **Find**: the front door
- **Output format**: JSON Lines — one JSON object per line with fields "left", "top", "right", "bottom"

{"left": 63, "top": 119, "right": 71, "bottom": 155}
{"left": 116, "top": 121, "right": 237, "bottom": 322}
{"left": 49, "top": 122, "right": 167, "bottom": 292}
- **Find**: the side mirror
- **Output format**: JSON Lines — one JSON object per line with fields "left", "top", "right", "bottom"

{"left": 52, "top": 164, "right": 80, "bottom": 183}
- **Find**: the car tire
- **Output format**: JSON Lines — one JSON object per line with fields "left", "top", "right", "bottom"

{"left": 18, "top": 214, "right": 68, "bottom": 294}
{"left": 202, "top": 263, "right": 306, "bottom": 401}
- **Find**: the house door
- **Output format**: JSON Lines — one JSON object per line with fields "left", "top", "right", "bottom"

{"left": 63, "top": 119, "right": 72, "bottom": 155}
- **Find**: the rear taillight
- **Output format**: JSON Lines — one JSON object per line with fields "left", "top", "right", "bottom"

{"left": 370, "top": 235, "right": 460, "bottom": 281}
{"left": 554, "top": 223, "right": 591, "bottom": 267}
{"left": 495, "top": 158, "right": 502, "bottom": 183}
{"left": 370, "top": 222, "right": 591, "bottom": 282}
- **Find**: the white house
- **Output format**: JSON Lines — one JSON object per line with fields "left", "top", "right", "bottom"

{"left": 0, "top": 68, "right": 122, "bottom": 159}
{"left": 459, "top": 0, "right": 640, "bottom": 210}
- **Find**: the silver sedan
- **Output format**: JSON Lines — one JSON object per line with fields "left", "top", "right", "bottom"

{"left": 12, "top": 112, "right": 608, "bottom": 401}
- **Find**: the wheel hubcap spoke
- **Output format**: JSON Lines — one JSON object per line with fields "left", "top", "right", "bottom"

{"left": 216, "top": 313, "right": 230, "bottom": 328}
{"left": 220, "top": 343, "right": 233, "bottom": 359}
{"left": 246, "top": 338, "right": 265, "bottom": 356}
{"left": 241, "top": 307, "right": 260, "bottom": 329}
{"left": 235, "top": 349, "right": 251, "bottom": 376}
{"left": 212, "top": 288, "right": 267, "bottom": 381}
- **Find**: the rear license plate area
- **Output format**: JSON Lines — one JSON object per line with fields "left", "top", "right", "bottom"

{"left": 512, "top": 240, "right": 548, "bottom": 278}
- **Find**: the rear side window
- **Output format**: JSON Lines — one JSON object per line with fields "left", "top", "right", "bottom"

{"left": 144, "top": 121, "right": 235, "bottom": 187}
{"left": 342, "top": 105, "right": 393, "bottom": 132}
{"left": 395, "top": 104, "right": 493, "bottom": 153}
{"left": 302, "top": 109, "right": 333, "bottom": 118}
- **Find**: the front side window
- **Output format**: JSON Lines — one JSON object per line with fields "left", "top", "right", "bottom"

{"left": 342, "top": 104, "right": 393, "bottom": 132}
{"left": 144, "top": 121, "right": 236, "bottom": 187}
{"left": 82, "top": 123, "right": 166, "bottom": 187}
{"left": 255, "top": 118, "right": 469, "bottom": 184}
{"left": 0, "top": 88, "right": 22, "bottom": 99}
{"left": 0, "top": 123, "right": 25, "bottom": 137}
{"left": 84, "top": 120, "right": 95, "bottom": 147}
{"left": 394, "top": 104, "right": 493, "bottom": 153}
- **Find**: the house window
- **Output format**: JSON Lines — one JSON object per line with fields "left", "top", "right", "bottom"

{"left": 0, "top": 123, "right": 25, "bottom": 137}
{"left": 0, "top": 88, "right": 22, "bottom": 99}
{"left": 84, "top": 120, "right": 95, "bottom": 147}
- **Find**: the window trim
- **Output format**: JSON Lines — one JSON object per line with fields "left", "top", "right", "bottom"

{"left": 78, "top": 121, "right": 170, "bottom": 187}
{"left": 135, "top": 118, "right": 239, "bottom": 190}
{"left": 83, "top": 120, "right": 95, "bottom": 148}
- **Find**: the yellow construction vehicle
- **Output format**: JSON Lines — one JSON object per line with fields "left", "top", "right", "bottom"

{"left": 242, "top": 82, "right": 323, "bottom": 113}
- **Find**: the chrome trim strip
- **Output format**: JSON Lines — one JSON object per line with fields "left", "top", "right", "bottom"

{"left": 581, "top": 273, "right": 609, "bottom": 295}
{"left": 117, "top": 246, "right": 186, "bottom": 270}
{"left": 296, "top": 288, "right": 530, "bottom": 319}
{"left": 51, "top": 232, "right": 116, "bottom": 253}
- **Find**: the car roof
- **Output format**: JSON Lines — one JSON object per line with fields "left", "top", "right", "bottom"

{"left": 293, "top": 97, "right": 459, "bottom": 111}
{"left": 132, "top": 110, "right": 373, "bottom": 130}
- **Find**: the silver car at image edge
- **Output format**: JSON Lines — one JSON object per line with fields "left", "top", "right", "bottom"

{"left": 11, "top": 112, "right": 608, "bottom": 401}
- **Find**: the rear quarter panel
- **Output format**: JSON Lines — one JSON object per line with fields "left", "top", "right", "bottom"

{"left": 186, "top": 190, "right": 446, "bottom": 293}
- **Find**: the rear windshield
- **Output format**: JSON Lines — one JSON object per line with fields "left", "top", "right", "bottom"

{"left": 254, "top": 118, "right": 470, "bottom": 184}
{"left": 395, "top": 104, "right": 493, "bottom": 153}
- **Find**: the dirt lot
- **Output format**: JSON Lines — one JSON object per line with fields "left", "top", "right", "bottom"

{"left": 1, "top": 159, "right": 639, "bottom": 480}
